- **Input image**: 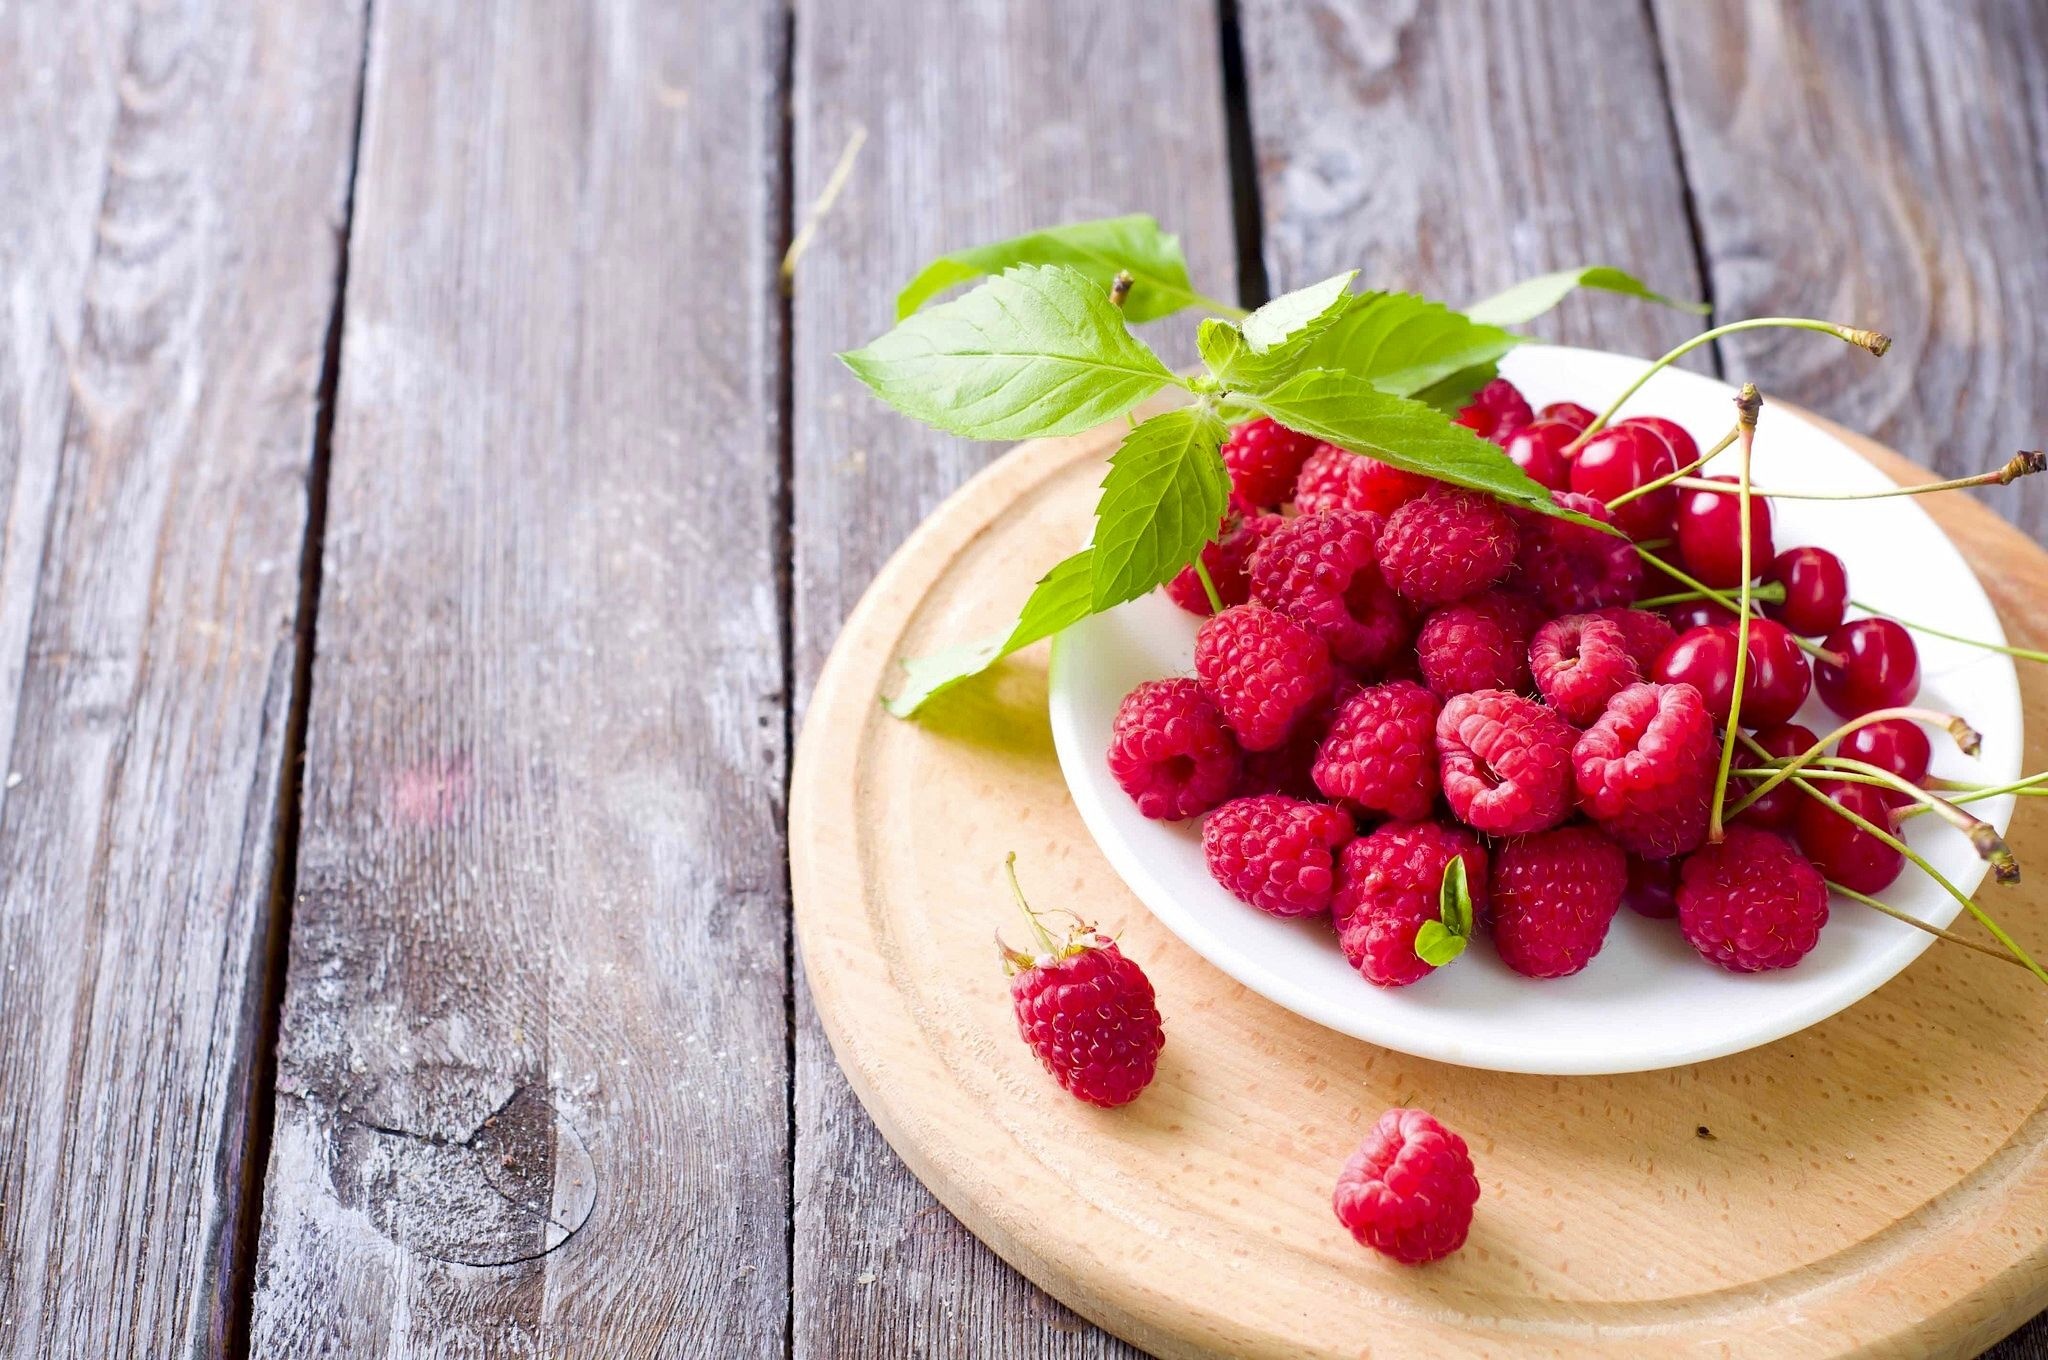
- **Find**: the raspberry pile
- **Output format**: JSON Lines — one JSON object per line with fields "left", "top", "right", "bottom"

{"left": 1108, "top": 378, "right": 1932, "bottom": 986}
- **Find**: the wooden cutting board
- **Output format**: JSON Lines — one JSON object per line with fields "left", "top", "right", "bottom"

{"left": 788, "top": 413, "right": 2048, "bottom": 1360}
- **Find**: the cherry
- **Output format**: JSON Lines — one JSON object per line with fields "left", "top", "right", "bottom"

{"left": 1762, "top": 545, "right": 1848, "bottom": 637}
{"left": 1652, "top": 620, "right": 1809, "bottom": 727}
{"left": 1622, "top": 415, "right": 1700, "bottom": 469}
{"left": 1735, "top": 722, "right": 1820, "bottom": 829}
{"left": 1624, "top": 856, "right": 1680, "bottom": 919}
{"left": 1836, "top": 716, "right": 1931, "bottom": 805}
{"left": 1663, "top": 598, "right": 1740, "bottom": 633}
{"left": 1654, "top": 625, "right": 1739, "bottom": 721}
{"left": 1503, "top": 419, "right": 1577, "bottom": 491}
{"left": 1539, "top": 401, "right": 1597, "bottom": 431}
{"left": 1569, "top": 425, "right": 1678, "bottom": 540}
{"left": 1814, "top": 618, "right": 1919, "bottom": 717}
{"left": 1794, "top": 778, "right": 1904, "bottom": 893}
{"left": 1675, "top": 475, "right": 1775, "bottom": 589}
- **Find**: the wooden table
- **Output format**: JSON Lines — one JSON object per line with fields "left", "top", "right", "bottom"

{"left": 2, "top": 1, "right": 2043, "bottom": 1355}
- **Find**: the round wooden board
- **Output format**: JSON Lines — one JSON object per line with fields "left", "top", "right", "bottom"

{"left": 790, "top": 413, "right": 2048, "bottom": 1360}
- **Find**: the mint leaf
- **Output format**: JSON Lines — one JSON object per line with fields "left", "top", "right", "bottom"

{"left": 1287, "top": 292, "right": 1521, "bottom": 398}
{"left": 1464, "top": 266, "right": 1708, "bottom": 327}
{"left": 893, "top": 215, "right": 1228, "bottom": 324}
{"left": 1239, "top": 271, "right": 1357, "bottom": 352}
{"left": 883, "top": 551, "right": 1095, "bottom": 717}
{"left": 1089, "top": 407, "right": 1231, "bottom": 610}
{"left": 1196, "top": 318, "right": 1249, "bottom": 384}
{"left": 1414, "top": 920, "right": 1467, "bottom": 967}
{"left": 1439, "top": 857, "right": 1474, "bottom": 938}
{"left": 842, "top": 265, "right": 1182, "bottom": 440}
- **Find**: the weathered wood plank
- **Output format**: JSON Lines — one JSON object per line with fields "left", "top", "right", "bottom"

{"left": 1653, "top": 0, "right": 2048, "bottom": 539}
{"left": 787, "top": 1, "right": 1238, "bottom": 1354}
{"left": 0, "top": 0, "right": 365, "bottom": 1352}
{"left": 247, "top": 1, "right": 790, "bottom": 1353}
{"left": 1239, "top": 0, "right": 1710, "bottom": 362}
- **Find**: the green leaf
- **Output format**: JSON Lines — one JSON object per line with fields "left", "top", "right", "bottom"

{"left": 1089, "top": 407, "right": 1231, "bottom": 610}
{"left": 1240, "top": 271, "right": 1357, "bottom": 352}
{"left": 1414, "top": 920, "right": 1468, "bottom": 967}
{"left": 1206, "top": 291, "right": 1520, "bottom": 402}
{"left": 841, "top": 265, "right": 1181, "bottom": 440}
{"left": 892, "top": 215, "right": 1225, "bottom": 324}
{"left": 883, "top": 551, "right": 1095, "bottom": 717}
{"left": 1464, "top": 266, "right": 1709, "bottom": 327}
{"left": 1196, "top": 318, "right": 1249, "bottom": 383}
{"left": 1438, "top": 857, "right": 1474, "bottom": 939}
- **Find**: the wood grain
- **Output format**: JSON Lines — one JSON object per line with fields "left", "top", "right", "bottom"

{"left": 0, "top": 0, "right": 365, "bottom": 1351}
{"left": 785, "top": 1, "right": 1238, "bottom": 1353}
{"left": 1652, "top": 0, "right": 2048, "bottom": 538}
{"left": 791, "top": 412, "right": 2048, "bottom": 1360}
{"left": 1237, "top": 0, "right": 1712, "bottom": 363}
{"left": 246, "top": 1, "right": 791, "bottom": 1353}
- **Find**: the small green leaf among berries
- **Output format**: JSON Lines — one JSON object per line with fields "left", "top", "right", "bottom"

{"left": 1238, "top": 271, "right": 1358, "bottom": 353}
{"left": 891, "top": 214, "right": 1232, "bottom": 324}
{"left": 883, "top": 550, "right": 1095, "bottom": 717}
{"left": 1089, "top": 405, "right": 1232, "bottom": 610}
{"left": 1464, "top": 265, "right": 1709, "bottom": 327}
{"left": 1414, "top": 858, "right": 1475, "bottom": 966}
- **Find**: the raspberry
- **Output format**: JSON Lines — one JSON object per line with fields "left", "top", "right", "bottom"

{"left": 1529, "top": 613, "right": 1640, "bottom": 726}
{"left": 1489, "top": 825, "right": 1628, "bottom": 978}
{"left": 1107, "top": 678, "right": 1242, "bottom": 820}
{"left": 1435, "top": 690, "right": 1577, "bottom": 836}
{"left": 1451, "top": 376, "right": 1534, "bottom": 445}
{"left": 1677, "top": 826, "right": 1830, "bottom": 972}
{"left": 1379, "top": 489, "right": 1519, "bottom": 605}
{"left": 1247, "top": 509, "right": 1411, "bottom": 672}
{"left": 1222, "top": 417, "right": 1322, "bottom": 510}
{"left": 1313, "top": 681, "right": 1443, "bottom": 821}
{"left": 1414, "top": 591, "right": 1541, "bottom": 698}
{"left": 1333, "top": 821, "right": 1489, "bottom": 988}
{"left": 1293, "top": 444, "right": 1438, "bottom": 516}
{"left": 1002, "top": 875, "right": 1165, "bottom": 1108}
{"left": 1202, "top": 795, "right": 1355, "bottom": 917}
{"left": 1589, "top": 605, "right": 1677, "bottom": 673}
{"left": 1194, "top": 604, "right": 1335, "bottom": 752}
{"left": 1514, "top": 491, "right": 1642, "bottom": 613}
{"left": 1332, "top": 1108, "right": 1481, "bottom": 1264}
{"left": 1572, "top": 682, "right": 1718, "bottom": 857}
{"left": 1163, "top": 511, "right": 1284, "bottom": 615}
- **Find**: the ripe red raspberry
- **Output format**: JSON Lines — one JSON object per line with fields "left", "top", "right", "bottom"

{"left": 1001, "top": 861, "right": 1164, "bottom": 1107}
{"left": 1514, "top": 491, "right": 1642, "bottom": 613}
{"left": 1164, "top": 512, "right": 1284, "bottom": 615}
{"left": 1572, "top": 682, "right": 1718, "bottom": 857}
{"left": 1414, "top": 591, "right": 1541, "bottom": 698}
{"left": 1529, "top": 613, "right": 1641, "bottom": 726}
{"left": 1589, "top": 605, "right": 1677, "bottom": 673}
{"left": 1247, "top": 508, "right": 1411, "bottom": 672}
{"left": 1676, "top": 826, "right": 1830, "bottom": 972}
{"left": 1293, "top": 444, "right": 1438, "bottom": 516}
{"left": 1435, "top": 690, "right": 1577, "bottom": 836}
{"left": 1235, "top": 675, "right": 1357, "bottom": 800}
{"left": 1202, "top": 794, "right": 1355, "bottom": 917}
{"left": 1194, "top": 604, "right": 1335, "bottom": 752}
{"left": 1332, "top": 1108, "right": 1481, "bottom": 1264}
{"left": 1313, "top": 680, "right": 1443, "bottom": 821}
{"left": 1107, "top": 678, "right": 1242, "bottom": 820}
{"left": 1379, "top": 489, "right": 1519, "bottom": 605}
{"left": 1489, "top": 825, "right": 1628, "bottom": 978}
{"left": 1222, "top": 417, "right": 1321, "bottom": 510}
{"left": 1451, "top": 376, "right": 1534, "bottom": 445}
{"left": 1333, "top": 821, "right": 1489, "bottom": 988}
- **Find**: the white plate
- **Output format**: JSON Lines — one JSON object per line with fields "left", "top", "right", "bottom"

{"left": 1048, "top": 344, "right": 2022, "bottom": 1075}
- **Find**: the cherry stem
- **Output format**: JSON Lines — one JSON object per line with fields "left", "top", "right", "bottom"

{"left": 1814, "top": 755, "right": 2015, "bottom": 880}
{"left": 1191, "top": 555, "right": 1225, "bottom": 614}
{"left": 1850, "top": 598, "right": 2048, "bottom": 666}
{"left": 1605, "top": 425, "right": 1739, "bottom": 510}
{"left": 1825, "top": 879, "right": 2033, "bottom": 970}
{"left": 1668, "top": 451, "right": 2045, "bottom": 502}
{"left": 1002, "top": 851, "right": 1057, "bottom": 956}
{"left": 1634, "top": 581, "right": 1786, "bottom": 610}
{"left": 1913, "top": 769, "right": 2048, "bottom": 813}
{"left": 1632, "top": 545, "right": 1845, "bottom": 665}
{"left": 1568, "top": 318, "right": 1890, "bottom": 452}
{"left": 1708, "top": 386, "right": 1763, "bottom": 842}
{"left": 1726, "top": 706, "right": 1982, "bottom": 816}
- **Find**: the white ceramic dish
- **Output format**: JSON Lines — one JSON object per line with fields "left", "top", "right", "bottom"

{"left": 1048, "top": 345, "right": 2022, "bottom": 1075}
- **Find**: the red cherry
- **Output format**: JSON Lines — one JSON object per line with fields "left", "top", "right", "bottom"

{"left": 1502, "top": 419, "right": 1578, "bottom": 491}
{"left": 1837, "top": 717, "right": 1932, "bottom": 803}
{"left": 1815, "top": 618, "right": 1919, "bottom": 717}
{"left": 1663, "top": 598, "right": 1740, "bottom": 633}
{"left": 1736, "top": 618, "right": 1812, "bottom": 729}
{"left": 1624, "top": 856, "right": 1680, "bottom": 919}
{"left": 1653, "top": 625, "right": 1740, "bottom": 721}
{"left": 1794, "top": 778, "right": 1904, "bottom": 893}
{"left": 1736, "top": 722, "right": 1820, "bottom": 829}
{"left": 1569, "top": 426, "right": 1678, "bottom": 541}
{"left": 1622, "top": 415, "right": 1701, "bottom": 468}
{"left": 1762, "top": 545, "right": 1848, "bottom": 637}
{"left": 1539, "top": 401, "right": 1597, "bottom": 431}
{"left": 1676, "top": 475, "right": 1775, "bottom": 589}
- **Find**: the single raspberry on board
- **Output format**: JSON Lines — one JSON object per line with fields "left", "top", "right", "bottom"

{"left": 1589, "top": 605, "right": 1677, "bottom": 673}
{"left": 1435, "top": 689, "right": 1577, "bottom": 836}
{"left": 1677, "top": 826, "right": 1831, "bottom": 972}
{"left": 1333, "top": 820, "right": 1489, "bottom": 988}
{"left": 1379, "top": 489, "right": 1519, "bottom": 605}
{"left": 1529, "top": 613, "right": 1641, "bottom": 726}
{"left": 1332, "top": 1107, "right": 1481, "bottom": 1264}
{"left": 1202, "top": 794, "right": 1355, "bottom": 918}
{"left": 1222, "top": 417, "right": 1322, "bottom": 510}
{"left": 1514, "top": 491, "right": 1642, "bottom": 613}
{"left": 1106, "top": 678, "right": 1242, "bottom": 820}
{"left": 1489, "top": 824, "right": 1628, "bottom": 978}
{"left": 1247, "top": 508, "right": 1410, "bottom": 671}
{"left": 1293, "top": 444, "right": 1439, "bottom": 516}
{"left": 1163, "top": 512, "right": 1285, "bottom": 615}
{"left": 1451, "top": 376, "right": 1534, "bottom": 445}
{"left": 1572, "top": 681, "right": 1718, "bottom": 857}
{"left": 1414, "top": 590, "right": 1541, "bottom": 699}
{"left": 1194, "top": 604, "right": 1336, "bottom": 752}
{"left": 1313, "top": 680, "right": 1443, "bottom": 822}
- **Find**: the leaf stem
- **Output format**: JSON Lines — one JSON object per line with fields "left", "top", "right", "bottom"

{"left": 1826, "top": 879, "right": 2032, "bottom": 969}
{"left": 1850, "top": 598, "right": 2048, "bottom": 665}
{"left": 1709, "top": 386, "right": 1762, "bottom": 842}
{"left": 1192, "top": 555, "right": 1225, "bottom": 614}
{"left": 1605, "top": 425, "right": 1738, "bottom": 509}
